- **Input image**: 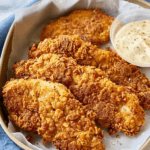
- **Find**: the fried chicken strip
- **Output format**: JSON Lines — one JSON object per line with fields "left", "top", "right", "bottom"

{"left": 13, "top": 54, "right": 145, "bottom": 136}
{"left": 29, "top": 35, "right": 150, "bottom": 110}
{"left": 40, "top": 8, "right": 114, "bottom": 46}
{"left": 3, "top": 79, "right": 105, "bottom": 150}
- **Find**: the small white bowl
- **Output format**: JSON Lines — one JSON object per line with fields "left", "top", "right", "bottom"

{"left": 110, "top": 8, "right": 150, "bottom": 67}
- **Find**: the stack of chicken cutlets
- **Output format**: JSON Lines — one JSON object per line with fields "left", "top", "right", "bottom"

{"left": 3, "top": 8, "right": 149, "bottom": 150}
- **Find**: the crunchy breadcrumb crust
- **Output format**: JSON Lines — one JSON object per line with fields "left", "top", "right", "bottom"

{"left": 3, "top": 79, "right": 105, "bottom": 150}
{"left": 29, "top": 35, "right": 150, "bottom": 110}
{"left": 26, "top": 135, "right": 33, "bottom": 143}
{"left": 40, "top": 8, "right": 114, "bottom": 46}
{"left": 13, "top": 54, "right": 145, "bottom": 136}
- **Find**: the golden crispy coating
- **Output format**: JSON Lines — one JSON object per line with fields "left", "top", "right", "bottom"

{"left": 29, "top": 35, "right": 150, "bottom": 110}
{"left": 40, "top": 8, "right": 114, "bottom": 46}
{"left": 13, "top": 54, "right": 145, "bottom": 136}
{"left": 3, "top": 79, "right": 105, "bottom": 150}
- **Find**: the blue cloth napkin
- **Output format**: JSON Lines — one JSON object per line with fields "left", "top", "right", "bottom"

{"left": 0, "top": 126, "right": 22, "bottom": 150}
{"left": 0, "top": 0, "right": 39, "bottom": 56}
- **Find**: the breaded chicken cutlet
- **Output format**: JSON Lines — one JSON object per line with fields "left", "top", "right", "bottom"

{"left": 3, "top": 79, "right": 105, "bottom": 150}
{"left": 40, "top": 8, "right": 114, "bottom": 46}
{"left": 29, "top": 35, "right": 150, "bottom": 110}
{"left": 13, "top": 54, "right": 145, "bottom": 136}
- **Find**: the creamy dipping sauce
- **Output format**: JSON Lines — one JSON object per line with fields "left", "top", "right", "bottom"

{"left": 114, "top": 20, "right": 150, "bottom": 64}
